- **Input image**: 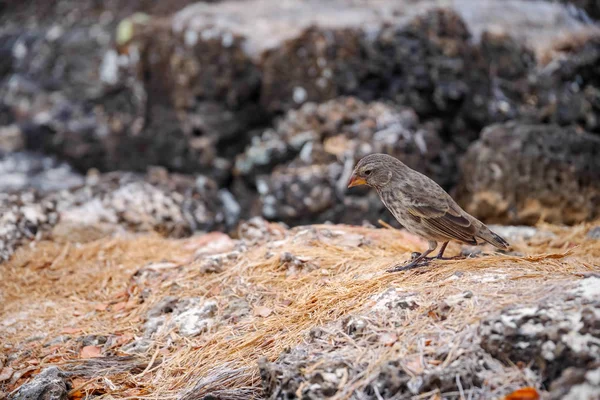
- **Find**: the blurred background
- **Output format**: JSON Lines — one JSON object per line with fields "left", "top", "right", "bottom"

{"left": 1, "top": 0, "right": 599, "bottom": 252}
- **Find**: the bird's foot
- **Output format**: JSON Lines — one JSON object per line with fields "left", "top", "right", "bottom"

{"left": 410, "top": 252, "right": 422, "bottom": 260}
{"left": 436, "top": 254, "right": 467, "bottom": 261}
{"left": 387, "top": 257, "right": 433, "bottom": 273}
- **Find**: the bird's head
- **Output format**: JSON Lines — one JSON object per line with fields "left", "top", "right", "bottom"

{"left": 348, "top": 153, "right": 401, "bottom": 189}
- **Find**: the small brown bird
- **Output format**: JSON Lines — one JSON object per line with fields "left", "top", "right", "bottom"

{"left": 348, "top": 153, "right": 509, "bottom": 272}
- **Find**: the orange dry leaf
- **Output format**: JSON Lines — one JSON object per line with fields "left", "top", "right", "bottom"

{"left": 69, "top": 377, "right": 106, "bottom": 399}
{"left": 504, "top": 387, "right": 540, "bottom": 400}
{"left": 379, "top": 333, "right": 398, "bottom": 346}
{"left": 116, "top": 333, "right": 134, "bottom": 346}
{"left": 79, "top": 345, "right": 102, "bottom": 359}
{"left": 254, "top": 306, "right": 273, "bottom": 318}
{"left": 185, "top": 232, "right": 226, "bottom": 248}
{"left": 62, "top": 327, "right": 82, "bottom": 334}
{"left": 112, "top": 301, "right": 128, "bottom": 312}
{"left": 0, "top": 367, "right": 14, "bottom": 382}
{"left": 403, "top": 356, "right": 424, "bottom": 374}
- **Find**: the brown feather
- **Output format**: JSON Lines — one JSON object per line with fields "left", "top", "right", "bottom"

{"left": 408, "top": 206, "right": 478, "bottom": 245}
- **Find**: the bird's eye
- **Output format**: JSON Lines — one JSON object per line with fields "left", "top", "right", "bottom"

{"left": 364, "top": 169, "right": 373, "bottom": 176}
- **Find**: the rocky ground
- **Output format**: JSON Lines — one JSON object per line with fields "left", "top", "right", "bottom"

{"left": 0, "top": 220, "right": 599, "bottom": 399}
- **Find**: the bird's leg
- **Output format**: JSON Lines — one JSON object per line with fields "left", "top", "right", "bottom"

{"left": 436, "top": 242, "right": 449, "bottom": 259}
{"left": 388, "top": 241, "right": 437, "bottom": 272}
{"left": 435, "top": 241, "right": 467, "bottom": 261}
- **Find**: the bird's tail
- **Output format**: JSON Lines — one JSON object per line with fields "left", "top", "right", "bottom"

{"left": 477, "top": 226, "right": 510, "bottom": 250}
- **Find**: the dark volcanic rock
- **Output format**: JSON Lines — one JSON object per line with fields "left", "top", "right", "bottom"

{"left": 0, "top": 0, "right": 240, "bottom": 180}
{"left": 535, "top": 33, "right": 600, "bottom": 133}
{"left": 236, "top": 97, "right": 454, "bottom": 225}
{"left": 456, "top": 122, "right": 600, "bottom": 225}
{"left": 10, "top": 366, "right": 70, "bottom": 400}
{"left": 0, "top": 0, "right": 594, "bottom": 179}
{"left": 558, "top": 0, "right": 600, "bottom": 20}
{"left": 362, "top": 8, "right": 492, "bottom": 147}
{"left": 479, "top": 276, "right": 600, "bottom": 384}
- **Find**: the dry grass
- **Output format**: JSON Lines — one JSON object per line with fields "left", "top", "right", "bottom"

{"left": 1, "top": 221, "right": 599, "bottom": 399}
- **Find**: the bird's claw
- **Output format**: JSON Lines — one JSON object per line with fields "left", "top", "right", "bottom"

{"left": 436, "top": 254, "right": 467, "bottom": 261}
{"left": 387, "top": 257, "right": 432, "bottom": 273}
{"left": 410, "top": 252, "right": 422, "bottom": 260}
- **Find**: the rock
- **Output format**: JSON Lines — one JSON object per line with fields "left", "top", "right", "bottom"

{"left": 260, "top": 320, "right": 507, "bottom": 399}
{"left": 558, "top": 0, "right": 600, "bottom": 20}
{"left": 548, "top": 365, "right": 600, "bottom": 400}
{"left": 0, "top": 0, "right": 595, "bottom": 183}
{"left": 0, "top": 191, "right": 59, "bottom": 261}
{"left": 54, "top": 168, "right": 235, "bottom": 238}
{"left": 0, "top": 0, "right": 241, "bottom": 181}
{"left": 0, "top": 151, "right": 84, "bottom": 194}
{"left": 0, "top": 125, "right": 24, "bottom": 152}
{"left": 146, "top": 296, "right": 179, "bottom": 319}
{"left": 486, "top": 225, "right": 556, "bottom": 242}
{"left": 479, "top": 276, "right": 600, "bottom": 383}
{"left": 236, "top": 217, "right": 287, "bottom": 244}
{"left": 456, "top": 122, "right": 600, "bottom": 225}
{"left": 173, "top": 299, "right": 218, "bottom": 337}
{"left": 535, "top": 33, "right": 600, "bottom": 133}
{"left": 121, "top": 339, "right": 153, "bottom": 355}
{"left": 11, "top": 366, "right": 71, "bottom": 400}
{"left": 236, "top": 97, "right": 454, "bottom": 225}
{"left": 362, "top": 8, "right": 492, "bottom": 146}
{"left": 588, "top": 226, "right": 600, "bottom": 239}
{"left": 144, "top": 296, "right": 218, "bottom": 338}
{"left": 0, "top": 166, "right": 239, "bottom": 260}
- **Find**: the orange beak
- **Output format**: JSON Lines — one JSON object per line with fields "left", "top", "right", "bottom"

{"left": 348, "top": 173, "right": 367, "bottom": 188}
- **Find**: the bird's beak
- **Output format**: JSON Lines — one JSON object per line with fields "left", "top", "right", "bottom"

{"left": 348, "top": 173, "right": 367, "bottom": 188}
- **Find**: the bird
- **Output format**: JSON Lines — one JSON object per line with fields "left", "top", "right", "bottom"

{"left": 347, "top": 153, "right": 509, "bottom": 272}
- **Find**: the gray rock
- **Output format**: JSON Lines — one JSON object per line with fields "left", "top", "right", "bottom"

{"left": 487, "top": 225, "right": 557, "bottom": 242}
{"left": 549, "top": 365, "right": 600, "bottom": 400}
{"left": 54, "top": 169, "right": 231, "bottom": 238}
{"left": 0, "top": 191, "right": 59, "bottom": 261}
{"left": 236, "top": 97, "right": 453, "bottom": 226}
{"left": 143, "top": 296, "right": 218, "bottom": 338}
{"left": 11, "top": 367, "right": 70, "bottom": 400}
{"left": 0, "top": 151, "right": 84, "bottom": 194}
{"left": 587, "top": 226, "right": 600, "bottom": 239}
{"left": 456, "top": 123, "right": 600, "bottom": 225}
{"left": 121, "top": 339, "right": 153, "bottom": 355}
{"left": 479, "top": 277, "right": 600, "bottom": 383}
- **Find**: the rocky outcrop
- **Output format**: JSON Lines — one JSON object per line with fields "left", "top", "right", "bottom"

{"left": 0, "top": 0, "right": 599, "bottom": 233}
{"left": 535, "top": 33, "right": 600, "bottom": 133}
{"left": 52, "top": 168, "right": 239, "bottom": 238}
{"left": 235, "top": 97, "right": 453, "bottom": 225}
{"left": 456, "top": 122, "right": 600, "bottom": 225}
{"left": 1, "top": 0, "right": 595, "bottom": 176}
{"left": 0, "top": 165, "right": 239, "bottom": 260}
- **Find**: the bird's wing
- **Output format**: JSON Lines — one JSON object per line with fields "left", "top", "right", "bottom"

{"left": 407, "top": 201, "right": 478, "bottom": 245}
